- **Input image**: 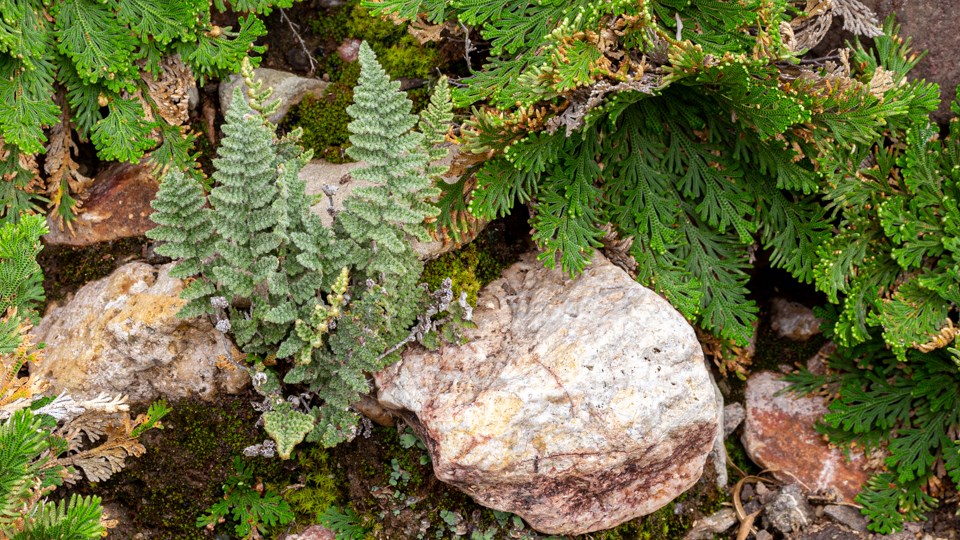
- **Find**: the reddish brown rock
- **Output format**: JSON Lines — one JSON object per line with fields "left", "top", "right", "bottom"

{"left": 336, "top": 38, "right": 362, "bottom": 63}
{"left": 741, "top": 372, "right": 871, "bottom": 503}
{"left": 44, "top": 162, "right": 158, "bottom": 247}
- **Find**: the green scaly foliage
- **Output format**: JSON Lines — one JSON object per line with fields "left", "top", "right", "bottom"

{"left": 785, "top": 86, "right": 960, "bottom": 533}
{"left": 149, "top": 45, "right": 460, "bottom": 452}
{"left": 0, "top": 0, "right": 294, "bottom": 222}
{"left": 0, "top": 408, "right": 105, "bottom": 539}
{"left": 814, "top": 86, "right": 960, "bottom": 356}
{"left": 786, "top": 337, "right": 960, "bottom": 533}
{"left": 0, "top": 214, "right": 168, "bottom": 537}
{"left": 367, "top": 1, "right": 938, "bottom": 346}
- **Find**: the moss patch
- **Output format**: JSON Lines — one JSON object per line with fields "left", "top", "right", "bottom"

{"left": 290, "top": 0, "right": 440, "bottom": 161}
{"left": 288, "top": 76, "right": 357, "bottom": 164}
{"left": 38, "top": 237, "right": 145, "bottom": 310}
{"left": 84, "top": 396, "right": 287, "bottom": 539}
{"left": 422, "top": 241, "right": 510, "bottom": 306}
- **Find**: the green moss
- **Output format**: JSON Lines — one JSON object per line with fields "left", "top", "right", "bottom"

{"left": 422, "top": 240, "right": 511, "bottom": 306}
{"left": 38, "top": 237, "right": 144, "bottom": 310}
{"left": 725, "top": 437, "right": 758, "bottom": 479}
{"left": 283, "top": 444, "right": 346, "bottom": 520}
{"left": 95, "top": 396, "right": 286, "bottom": 539}
{"left": 288, "top": 80, "right": 356, "bottom": 163}
{"left": 294, "top": 0, "right": 440, "bottom": 162}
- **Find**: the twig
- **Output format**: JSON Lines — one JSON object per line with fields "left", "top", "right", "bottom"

{"left": 460, "top": 22, "right": 474, "bottom": 72}
{"left": 280, "top": 8, "right": 319, "bottom": 77}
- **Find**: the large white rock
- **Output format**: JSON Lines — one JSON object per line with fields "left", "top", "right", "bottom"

{"left": 375, "top": 252, "right": 721, "bottom": 535}
{"left": 32, "top": 263, "right": 248, "bottom": 404}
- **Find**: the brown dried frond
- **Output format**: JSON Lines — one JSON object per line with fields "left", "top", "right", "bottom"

{"left": 45, "top": 91, "right": 92, "bottom": 228}
{"left": 916, "top": 319, "right": 960, "bottom": 353}
{"left": 0, "top": 137, "right": 43, "bottom": 195}
{"left": 867, "top": 66, "right": 898, "bottom": 98}
{"left": 600, "top": 224, "right": 638, "bottom": 276}
{"left": 0, "top": 310, "right": 48, "bottom": 415}
{"left": 141, "top": 54, "right": 194, "bottom": 127}
{"left": 61, "top": 416, "right": 147, "bottom": 483}
{"left": 57, "top": 411, "right": 112, "bottom": 453}
{"left": 697, "top": 326, "right": 756, "bottom": 379}
{"left": 408, "top": 16, "right": 453, "bottom": 44}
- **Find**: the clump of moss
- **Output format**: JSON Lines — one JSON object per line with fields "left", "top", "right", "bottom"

{"left": 283, "top": 444, "right": 346, "bottom": 520}
{"left": 288, "top": 80, "right": 356, "bottom": 163}
{"left": 93, "top": 396, "right": 286, "bottom": 539}
{"left": 422, "top": 240, "right": 511, "bottom": 306}
{"left": 292, "top": 0, "right": 439, "bottom": 161}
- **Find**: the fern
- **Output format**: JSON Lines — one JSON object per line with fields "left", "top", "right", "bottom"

{"left": 317, "top": 505, "right": 369, "bottom": 540}
{"left": 814, "top": 86, "right": 960, "bottom": 356}
{"left": 150, "top": 48, "right": 462, "bottom": 452}
{"left": 786, "top": 342, "right": 960, "bottom": 533}
{"left": 197, "top": 457, "right": 295, "bottom": 540}
{"left": 371, "top": 0, "right": 934, "bottom": 345}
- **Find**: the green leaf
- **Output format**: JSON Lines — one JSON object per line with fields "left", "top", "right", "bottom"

{"left": 263, "top": 403, "right": 315, "bottom": 460}
{"left": 91, "top": 97, "right": 156, "bottom": 163}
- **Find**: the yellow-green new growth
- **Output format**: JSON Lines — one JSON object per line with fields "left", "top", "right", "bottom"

{"left": 293, "top": 268, "right": 350, "bottom": 366}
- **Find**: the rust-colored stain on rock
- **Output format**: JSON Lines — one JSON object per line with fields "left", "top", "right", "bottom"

{"left": 742, "top": 372, "right": 871, "bottom": 502}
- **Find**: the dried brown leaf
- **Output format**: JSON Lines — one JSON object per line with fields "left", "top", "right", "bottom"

{"left": 141, "top": 54, "right": 194, "bottom": 126}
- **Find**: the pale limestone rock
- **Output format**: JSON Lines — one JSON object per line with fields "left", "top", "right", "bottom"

{"left": 375, "top": 252, "right": 721, "bottom": 535}
{"left": 219, "top": 68, "right": 328, "bottom": 124}
{"left": 32, "top": 262, "right": 248, "bottom": 404}
{"left": 770, "top": 298, "right": 822, "bottom": 341}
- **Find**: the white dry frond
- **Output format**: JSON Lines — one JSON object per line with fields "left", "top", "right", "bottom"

{"left": 832, "top": 0, "right": 883, "bottom": 37}
{"left": 76, "top": 393, "right": 130, "bottom": 414}
{"left": 33, "top": 392, "right": 86, "bottom": 421}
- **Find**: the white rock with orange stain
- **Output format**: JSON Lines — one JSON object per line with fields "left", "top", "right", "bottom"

{"left": 32, "top": 263, "right": 248, "bottom": 404}
{"left": 375, "top": 252, "right": 721, "bottom": 535}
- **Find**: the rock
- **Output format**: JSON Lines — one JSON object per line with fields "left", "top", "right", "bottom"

{"left": 797, "top": 522, "right": 869, "bottom": 540}
{"left": 763, "top": 484, "right": 815, "bottom": 534}
{"left": 706, "top": 371, "right": 729, "bottom": 487}
{"left": 219, "top": 68, "right": 328, "bottom": 124}
{"left": 281, "top": 525, "right": 336, "bottom": 540}
{"left": 285, "top": 47, "right": 314, "bottom": 72}
{"left": 336, "top": 38, "right": 362, "bottom": 63}
{"left": 723, "top": 402, "right": 745, "bottom": 437}
{"left": 683, "top": 508, "right": 737, "bottom": 540}
{"left": 823, "top": 504, "right": 869, "bottom": 533}
{"left": 755, "top": 530, "right": 774, "bottom": 540}
{"left": 806, "top": 342, "right": 836, "bottom": 375}
{"left": 375, "top": 252, "right": 721, "bottom": 535}
{"left": 300, "top": 151, "right": 482, "bottom": 260}
{"left": 742, "top": 372, "right": 871, "bottom": 502}
{"left": 31, "top": 262, "right": 248, "bottom": 405}
{"left": 44, "top": 162, "right": 158, "bottom": 247}
{"left": 770, "top": 297, "right": 822, "bottom": 341}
